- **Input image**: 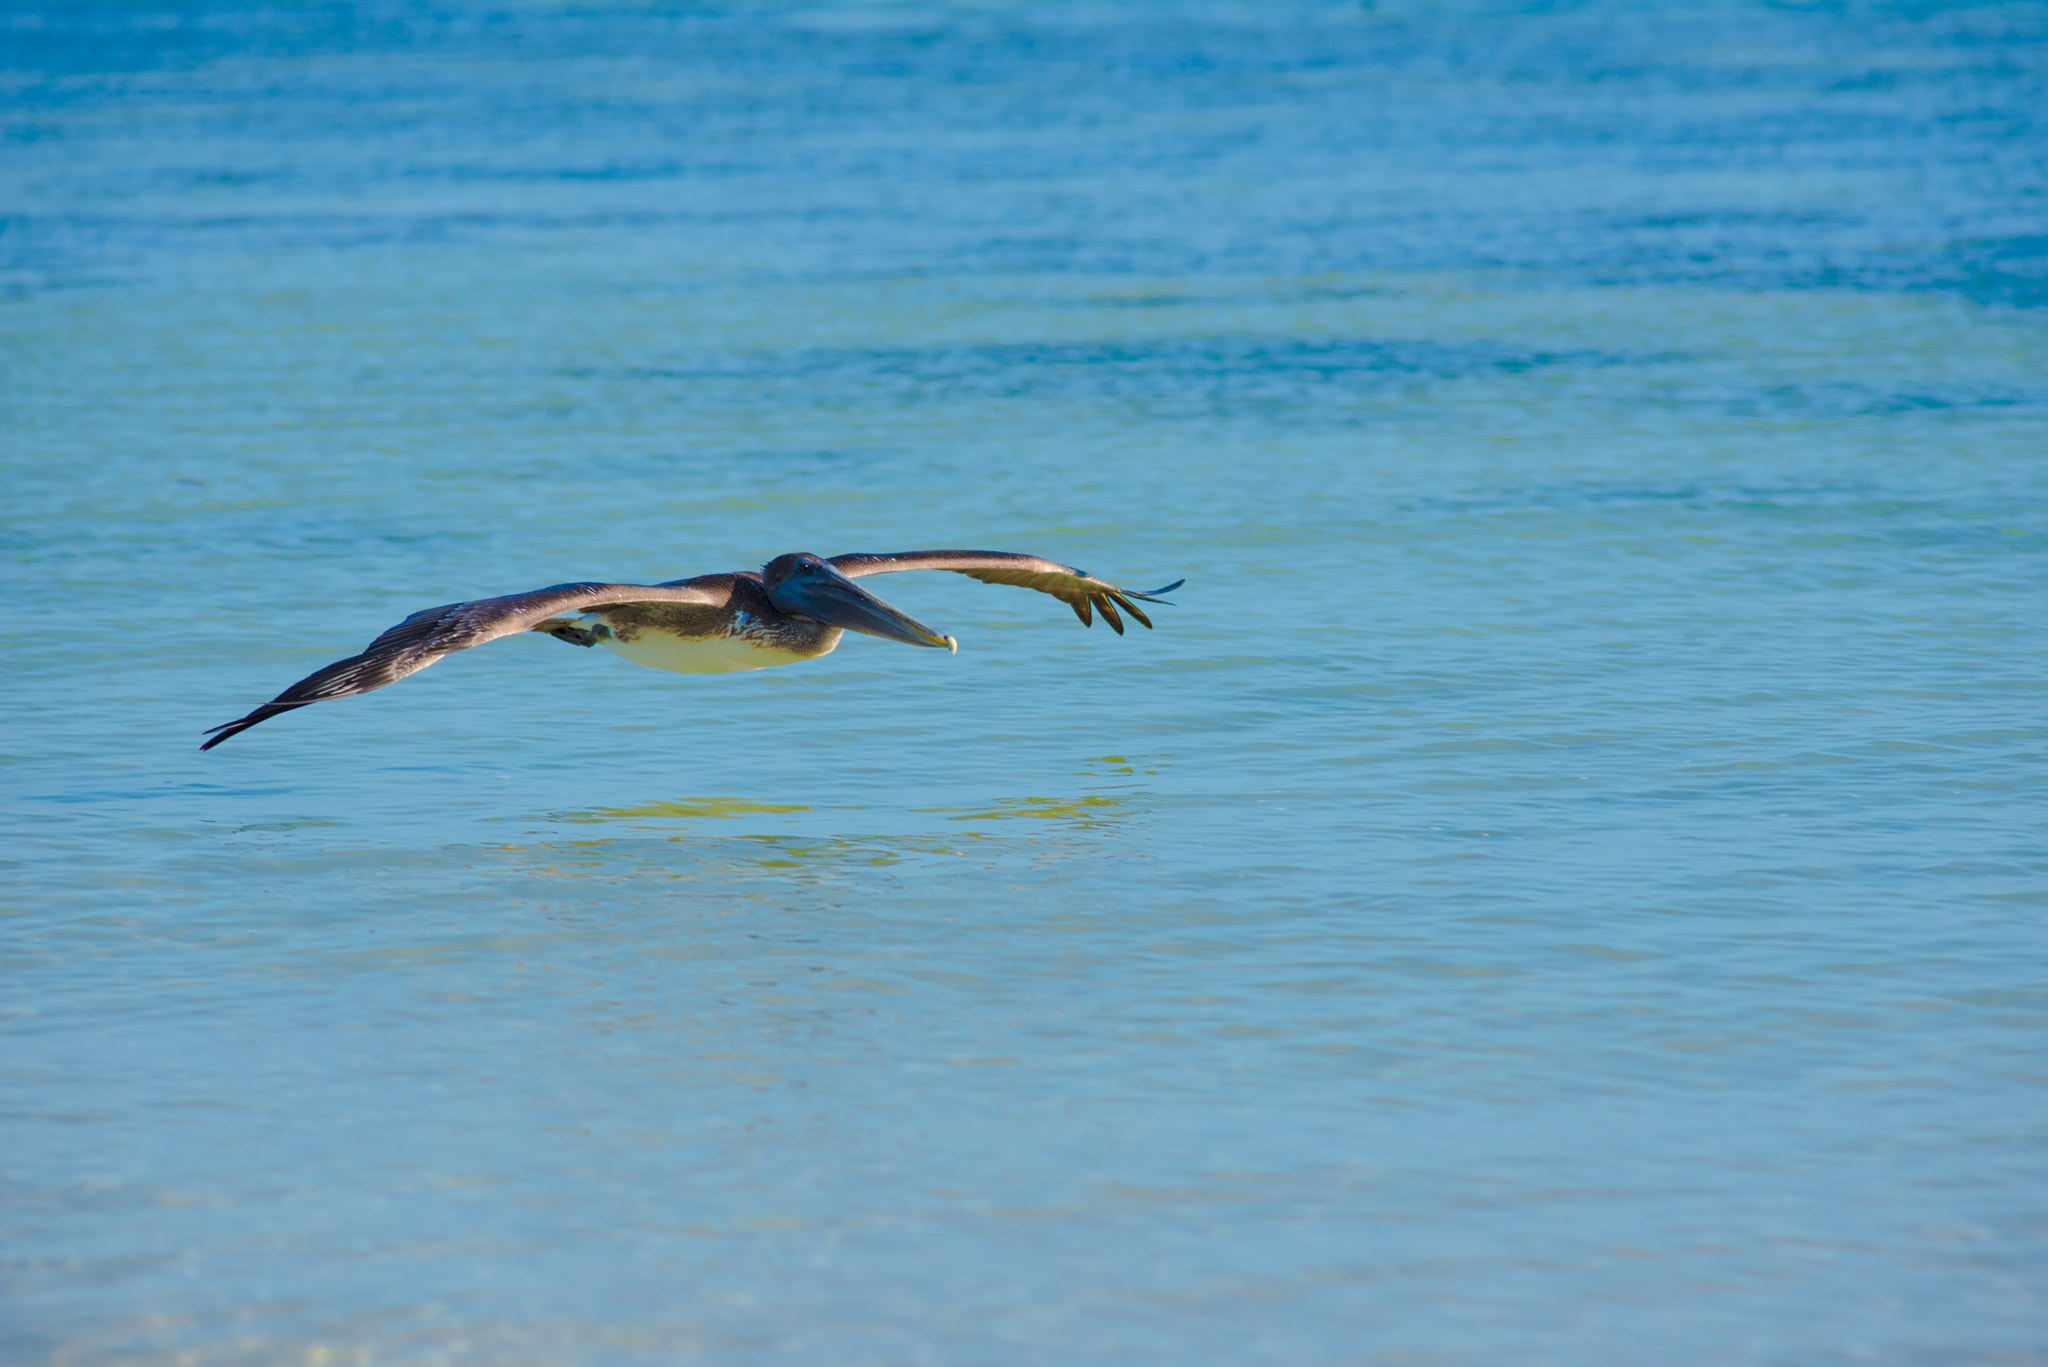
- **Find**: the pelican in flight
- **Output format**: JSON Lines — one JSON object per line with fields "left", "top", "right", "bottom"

{"left": 201, "top": 549, "right": 1182, "bottom": 749}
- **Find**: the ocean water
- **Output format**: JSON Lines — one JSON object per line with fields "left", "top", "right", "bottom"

{"left": 4, "top": 2, "right": 2046, "bottom": 1362}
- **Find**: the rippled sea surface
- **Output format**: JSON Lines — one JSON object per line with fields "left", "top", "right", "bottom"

{"left": 5, "top": 3, "right": 2046, "bottom": 1362}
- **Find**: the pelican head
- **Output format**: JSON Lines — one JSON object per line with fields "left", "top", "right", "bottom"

{"left": 762, "top": 553, "right": 957, "bottom": 652}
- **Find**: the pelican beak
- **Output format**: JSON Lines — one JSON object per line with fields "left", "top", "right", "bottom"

{"left": 770, "top": 563, "right": 958, "bottom": 651}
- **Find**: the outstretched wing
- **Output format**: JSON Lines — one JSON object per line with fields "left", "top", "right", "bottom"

{"left": 201, "top": 579, "right": 729, "bottom": 750}
{"left": 827, "top": 550, "right": 1182, "bottom": 635}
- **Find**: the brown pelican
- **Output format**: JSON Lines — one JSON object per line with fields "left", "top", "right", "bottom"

{"left": 202, "top": 550, "right": 1182, "bottom": 750}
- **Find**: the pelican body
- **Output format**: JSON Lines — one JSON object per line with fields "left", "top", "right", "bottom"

{"left": 546, "top": 572, "right": 875, "bottom": 676}
{"left": 202, "top": 550, "right": 1181, "bottom": 749}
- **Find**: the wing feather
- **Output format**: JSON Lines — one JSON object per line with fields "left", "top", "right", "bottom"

{"left": 201, "top": 579, "right": 729, "bottom": 750}
{"left": 827, "top": 550, "right": 1181, "bottom": 634}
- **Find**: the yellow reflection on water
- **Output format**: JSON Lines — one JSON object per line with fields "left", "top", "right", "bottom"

{"left": 728, "top": 834, "right": 954, "bottom": 868}
{"left": 555, "top": 797, "right": 815, "bottom": 823}
{"left": 519, "top": 790, "right": 1137, "bottom": 879}
{"left": 920, "top": 795, "right": 1126, "bottom": 826}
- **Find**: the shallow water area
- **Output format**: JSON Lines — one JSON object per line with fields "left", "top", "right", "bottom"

{"left": 4, "top": 3, "right": 2047, "bottom": 1363}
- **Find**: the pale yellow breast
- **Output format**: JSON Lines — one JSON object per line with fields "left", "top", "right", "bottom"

{"left": 583, "top": 606, "right": 840, "bottom": 676}
{"left": 598, "top": 631, "right": 828, "bottom": 675}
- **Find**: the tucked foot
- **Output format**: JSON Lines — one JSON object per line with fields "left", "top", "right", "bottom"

{"left": 534, "top": 618, "right": 610, "bottom": 648}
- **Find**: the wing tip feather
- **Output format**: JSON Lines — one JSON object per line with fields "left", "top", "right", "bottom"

{"left": 1112, "top": 593, "right": 1154, "bottom": 630}
{"left": 200, "top": 711, "right": 281, "bottom": 751}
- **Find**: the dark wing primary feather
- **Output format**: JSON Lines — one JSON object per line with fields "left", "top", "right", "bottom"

{"left": 201, "top": 580, "right": 727, "bottom": 750}
{"left": 827, "top": 550, "right": 1182, "bottom": 635}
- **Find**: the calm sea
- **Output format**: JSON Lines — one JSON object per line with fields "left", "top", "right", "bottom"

{"left": 4, "top": 2, "right": 2045, "bottom": 1362}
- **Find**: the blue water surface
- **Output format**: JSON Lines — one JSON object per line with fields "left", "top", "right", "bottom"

{"left": 4, "top": 2, "right": 2046, "bottom": 1363}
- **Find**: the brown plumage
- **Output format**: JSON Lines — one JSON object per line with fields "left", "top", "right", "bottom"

{"left": 202, "top": 551, "right": 1181, "bottom": 750}
{"left": 826, "top": 550, "right": 1171, "bottom": 634}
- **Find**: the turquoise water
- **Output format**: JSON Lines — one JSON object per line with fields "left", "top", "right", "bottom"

{"left": 5, "top": 3, "right": 2046, "bottom": 1362}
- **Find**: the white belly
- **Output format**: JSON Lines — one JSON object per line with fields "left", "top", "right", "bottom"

{"left": 595, "top": 624, "right": 835, "bottom": 675}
